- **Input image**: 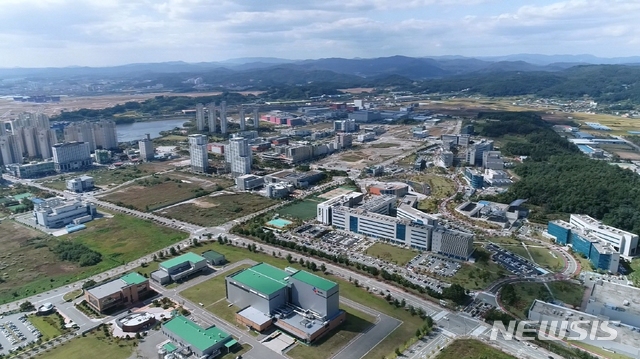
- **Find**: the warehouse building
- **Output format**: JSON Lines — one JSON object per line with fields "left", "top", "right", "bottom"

{"left": 202, "top": 250, "right": 226, "bottom": 266}
{"left": 162, "top": 315, "right": 236, "bottom": 358}
{"left": 225, "top": 263, "right": 346, "bottom": 343}
{"left": 151, "top": 252, "right": 207, "bottom": 285}
{"left": 85, "top": 272, "right": 150, "bottom": 313}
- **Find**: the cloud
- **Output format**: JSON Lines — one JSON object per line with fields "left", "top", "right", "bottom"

{"left": 0, "top": 0, "right": 637, "bottom": 67}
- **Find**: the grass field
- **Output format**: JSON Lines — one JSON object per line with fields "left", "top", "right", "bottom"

{"left": 35, "top": 330, "right": 136, "bottom": 359}
{"left": 159, "top": 193, "right": 278, "bottom": 227}
{"left": 365, "top": 242, "right": 418, "bottom": 266}
{"left": 450, "top": 249, "right": 510, "bottom": 290}
{"left": 501, "top": 281, "right": 585, "bottom": 318}
{"left": 369, "top": 142, "right": 399, "bottom": 149}
{"left": 435, "top": 339, "right": 515, "bottom": 359}
{"left": 629, "top": 258, "right": 640, "bottom": 286}
{"left": 29, "top": 314, "right": 66, "bottom": 340}
{"left": 340, "top": 152, "right": 368, "bottom": 162}
{"left": 287, "top": 306, "right": 375, "bottom": 359}
{"left": 40, "top": 164, "right": 159, "bottom": 190}
{"left": 277, "top": 198, "right": 324, "bottom": 220}
{"left": 180, "top": 242, "right": 429, "bottom": 359}
{"left": 62, "top": 289, "right": 83, "bottom": 302}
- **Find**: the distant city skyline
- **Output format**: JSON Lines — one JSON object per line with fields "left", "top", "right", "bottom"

{"left": 1, "top": 0, "right": 638, "bottom": 68}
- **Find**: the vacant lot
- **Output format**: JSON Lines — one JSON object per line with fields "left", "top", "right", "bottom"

{"left": 159, "top": 193, "right": 278, "bottom": 226}
{"left": 35, "top": 329, "right": 137, "bottom": 359}
{"left": 501, "top": 281, "right": 584, "bottom": 318}
{"left": 365, "top": 242, "right": 418, "bottom": 266}
{"left": 435, "top": 339, "right": 515, "bottom": 359}
{"left": 340, "top": 151, "right": 368, "bottom": 162}
{"left": 181, "top": 242, "right": 430, "bottom": 359}
{"left": 40, "top": 164, "right": 161, "bottom": 190}
{"left": 369, "top": 142, "right": 399, "bottom": 149}
{"left": 277, "top": 198, "right": 324, "bottom": 220}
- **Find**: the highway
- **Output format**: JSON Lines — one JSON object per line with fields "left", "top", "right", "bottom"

{"left": 0, "top": 173, "right": 562, "bottom": 359}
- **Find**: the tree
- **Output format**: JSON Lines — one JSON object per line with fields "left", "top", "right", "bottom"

{"left": 415, "top": 328, "right": 422, "bottom": 338}
{"left": 320, "top": 263, "right": 326, "bottom": 273}
{"left": 299, "top": 257, "right": 305, "bottom": 265}
{"left": 169, "top": 247, "right": 177, "bottom": 256}
{"left": 400, "top": 298, "right": 406, "bottom": 308}
{"left": 82, "top": 279, "right": 97, "bottom": 289}
{"left": 19, "top": 301, "right": 35, "bottom": 312}
{"left": 353, "top": 279, "right": 359, "bottom": 287}
{"left": 286, "top": 254, "right": 293, "bottom": 263}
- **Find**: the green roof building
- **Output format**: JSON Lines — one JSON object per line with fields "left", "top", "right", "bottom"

{"left": 161, "top": 315, "right": 235, "bottom": 357}
{"left": 152, "top": 252, "right": 208, "bottom": 285}
{"left": 202, "top": 250, "right": 226, "bottom": 265}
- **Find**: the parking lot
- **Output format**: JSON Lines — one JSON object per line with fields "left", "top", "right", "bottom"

{"left": 415, "top": 255, "right": 461, "bottom": 277}
{"left": 0, "top": 313, "right": 42, "bottom": 355}
{"left": 486, "top": 243, "right": 541, "bottom": 276}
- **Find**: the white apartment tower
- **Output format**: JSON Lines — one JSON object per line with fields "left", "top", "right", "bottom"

{"left": 0, "top": 134, "right": 23, "bottom": 165}
{"left": 188, "top": 134, "right": 209, "bottom": 173}
{"left": 220, "top": 101, "right": 228, "bottom": 135}
{"left": 226, "top": 136, "right": 252, "bottom": 177}
{"left": 239, "top": 106, "right": 246, "bottom": 131}
{"left": 139, "top": 134, "right": 154, "bottom": 162}
{"left": 206, "top": 103, "right": 216, "bottom": 133}
{"left": 196, "top": 103, "right": 205, "bottom": 132}
{"left": 37, "top": 128, "right": 57, "bottom": 159}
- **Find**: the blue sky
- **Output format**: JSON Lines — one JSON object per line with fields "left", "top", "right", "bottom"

{"left": 0, "top": 0, "right": 637, "bottom": 67}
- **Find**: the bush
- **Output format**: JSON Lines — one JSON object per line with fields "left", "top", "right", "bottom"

{"left": 52, "top": 242, "right": 102, "bottom": 266}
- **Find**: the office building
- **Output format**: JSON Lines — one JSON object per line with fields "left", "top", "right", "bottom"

{"left": 85, "top": 272, "right": 149, "bottom": 313}
{"left": 464, "top": 167, "right": 484, "bottom": 189}
{"left": 151, "top": 252, "right": 207, "bottom": 285}
{"left": 569, "top": 214, "right": 638, "bottom": 257}
{"left": 236, "top": 174, "right": 264, "bottom": 191}
{"left": 52, "top": 142, "right": 92, "bottom": 172}
{"left": 431, "top": 227, "right": 475, "bottom": 260}
{"left": 66, "top": 175, "right": 94, "bottom": 192}
{"left": 207, "top": 103, "right": 216, "bottom": 133}
{"left": 334, "top": 119, "right": 357, "bottom": 133}
{"left": 0, "top": 134, "right": 23, "bottom": 165}
{"left": 5, "top": 161, "right": 55, "bottom": 178}
{"left": 195, "top": 103, "right": 205, "bottom": 132}
{"left": 264, "top": 170, "right": 325, "bottom": 188}
{"left": 33, "top": 197, "right": 96, "bottom": 228}
{"left": 239, "top": 106, "right": 246, "bottom": 131}
{"left": 441, "top": 134, "right": 471, "bottom": 147}
{"left": 264, "top": 183, "right": 293, "bottom": 198}
{"left": 436, "top": 151, "right": 454, "bottom": 168}
{"left": 482, "top": 151, "right": 504, "bottom": 170}
{"left": 368, "top": 183, "right": 409, "bottom": 198}
{"left": 465, "top": 140, "right": 493, "bottom": 166}
{"left": 162, "top": 316, "right": 235, "bottom": 358}
{"left": 219, "top": 101, "right": 227, "bottom": 134}
{"left": 225, "top": 136, "right": 252, "bottom": 177}
{"left": 138, "top": 134, "right": 154, "bottom": 162}
{"left": 188, "top": 134, "right": 208, "bottom": 173}
{"left": 396, "top": 204, "right": 437, "bottom": 226}
{"left": 226, "top": 263, "right": 346, "bottom": 342}
{"left": 461, "top": 124, "right": 474, "bottom": 135}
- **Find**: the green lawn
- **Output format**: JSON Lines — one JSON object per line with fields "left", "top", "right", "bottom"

{"left": 365, "top": 242, "right": 418, "bottom": 266}
{"left": 626, "top": 258, "right": 640, "bottom": 286}
{"left": 501, "top": 281, "right": 584, "bottom": 318}
{"left": 450, "top": 248, "right": 510, "bottom": 290}
{"left": 181, "top": 264, "right": 252, "bottom": 307}
{"left": 369, "top": 142, "right": 399, "bottom": 149}
{"left": 29, "top": 314, "right": 66, "bottom": 340}
{"left": 277, "top": 198, "right": 323, "bottom": 220}
{"left": 547, "top": 281, "right": 585, "bottom": 308}
{"left": 35, "top": 330, "right": 137, "bottom": 359}
{"left": 62, "top": 289, "right": 83, "bottom": 302}
{"left": 219, "top": 344, "right": 252, "bottom": 359}
{"left": 500, "top": 244, "right": 564, "bottom": 272}
{"left": 158, "top": 193, "right": 278, "bottom": 227}
{"left": 287, "top": 306, "right": 376, "bottom": 359}
{"left": 180, "top": 242, "right": 429, "bottom": 359}
{"left": 435, "top": 339, "right": 515, "bottom": 359}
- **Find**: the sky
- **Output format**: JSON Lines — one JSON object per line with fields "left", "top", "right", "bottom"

{"left": 1, "top": 0, "right": 639, "bottom": 67}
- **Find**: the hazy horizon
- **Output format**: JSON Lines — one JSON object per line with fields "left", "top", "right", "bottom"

{"left": 1, "top": 0, "right": 639, "bottom": 68}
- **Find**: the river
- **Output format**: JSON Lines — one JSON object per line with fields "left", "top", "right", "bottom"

{"left": 116, "top": 119, "right": 187, "bottom": 142}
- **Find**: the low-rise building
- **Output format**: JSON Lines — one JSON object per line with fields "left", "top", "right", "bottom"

{"left": 33, "top": 197, "right": 96, "bottom": 228}
{"left": 66, "top": 175, "right": 94, "bottom": 192}
{"left": 264, "top": 183, "right": 292, "bottom": 199}
{"left": 202, "top": 250, "right": 226, "bottom": 265}
{"left": 236, "top": 174, "right": 264, "bottom": 191}
{"left": 264, "top": 170, "right": 325, "bottom": 188}
{"left": 356, "top": 133, "right": 376, "bottom": 142}
{"left": 368, "top": 183, "right": 409, "bottom": 198}
{"left": 162, "top": 315, "right": 236, "bottom": 358}
{"left": 85, "top": 273, "right": 150, "bottom": 313}
{"left": 151, "top": 252, "right": 207, "bottom": 285}
{"left": 5, "top": 161, "right": 55, "bottom": 179}
{"left": 464, "top": 167, "right": 484, "bottom": 189}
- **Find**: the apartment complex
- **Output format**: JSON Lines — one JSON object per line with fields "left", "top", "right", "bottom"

{"left": 64, "top": 120, "right": 118, "bottom": 151}
{"left": 0, "top": 112, "right": 57, "bottom": 162}
{"left": 52, "top": 142, "right": 92, "bottom": 172}
{"left": 85, "top": 272, "right": 150, "bottom": 313}
{"left": 226, "top": 263, "right": 346, "bottom": 342}
{"left": 188, "top": 134, "right": 208, "bottom": 173}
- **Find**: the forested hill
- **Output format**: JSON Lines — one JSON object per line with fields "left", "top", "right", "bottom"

{"left": 478, "top": 112, "right": 640, "bottom": 234}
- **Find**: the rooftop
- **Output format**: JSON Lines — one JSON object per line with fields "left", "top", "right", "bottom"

{"left": 589, "top": 281, "right": 640, "bottom": 316}
{"left": 163, "top": 315, "right": 230, "bottom": 352}
{"left": 290, "top": 270, "right": 336, "bottom": 292}
{"left": 237, "top": 306, "right": 272, "bottom": 326}
{"left": 87, "top": 278, "right": 130, "bottom": 299}
{"left": 201, "top": 250, "right": 225, "bottom": 261}
{"left": 228, "top": 263, "right": 289, "bottom": 295}
{"left": 160, "top": 252, "right": 206, "bottom": 269}
{"left": 120, "top": 272, "right": 147, "bottom": 286}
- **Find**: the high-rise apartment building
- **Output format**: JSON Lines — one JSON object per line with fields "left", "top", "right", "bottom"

{"left": 64, "top": 120, "right": 117, "bottom": 151}
{"left": 37, "top": 128, "right": 57, "bottom": 159}
{"left": 188, "top": 134, "right": 209, "bottom": 173}
{"left": 238, "top": 106, "right": 246, "bottom": 131}
{"left": 206, "top": 103, "right": 216, "bottom": 133}
{"left": 0, "top": 134, "right": 23, "bottom": 165}
{"left": 139, "top": 134, "right": 154, "bottom": 162}
{"left": 219, "top": 101, "right": 227, "bottom": 135}
{"left": 52, "top": 142, "right": 92, "bottom": 172}
{"left": 253, "top": 107, "right": 259, "bottom": 129}
{"left": 225, "top": 136, "right": 252, "bottom": 177}
{"left": 196, "top": 103, "right": 205, "bottom": 132}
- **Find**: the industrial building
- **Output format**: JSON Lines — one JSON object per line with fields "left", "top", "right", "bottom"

{"left": 138, "top": 134, "right": 154, "bottom": 162}
{"left": 431, "top": 227, "right": 475, "bottom": 260}
{"left": 368, "top": 183, "right": 409, "bottom": 198}
{"left": 546, "top": 216, "right": 629, "bottom": 272}
{"left": 348, "top": 110, "right": 382, "bottom": 123}
{"left": 85, "top": 272, "right": 150, "bottom": 313}
{"left": 162, "top": 315, "right": 236, "bottom": 358}
{"left": 483, "top": 169, "right": 512, "bottom": 187}
{"left": 482, "top": 151, "right": 504, "bottom": 170}
{"left": 201, "top": 250, "right": 226, "bottom": 266}
{"left": 151, "top": 252, "right": 207, "bottom": 285}
{"left": 264, "top": 170, "right": 325, "bottom": 188}
{"left": 225, "top": 136, "right": 252, "bottom": 177}
{"left": 188, "top": 134, "right": 209, "bottom": 173}
{"left": 33, "top": 197, "right": 96, "bottom": 228}
{"left": 225, "top": 263, "right": 346, "bottom": 342}
{"left": 52, "top": 141, "right": 92, "bottom": 172}
{"left": 66, "top": 175, "right": 94, "bottom": 192}
{"left": 235, "top": 174, "right": 264, "bottom": 191}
